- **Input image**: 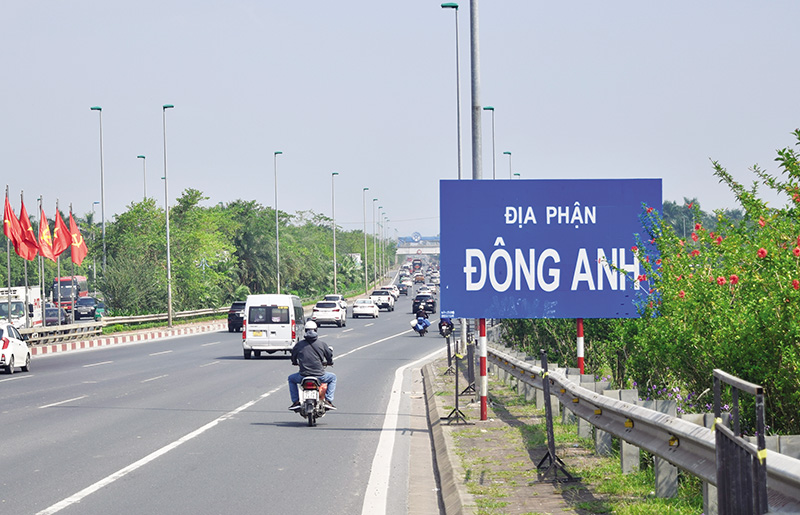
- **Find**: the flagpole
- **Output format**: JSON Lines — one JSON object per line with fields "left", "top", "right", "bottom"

{"left": 69, "top": 204, "right": 75, "bottom": 324}
{"left": 56, "top": 200, "right": 61, "bottom": 326}
{"left": 38, "top": 196, "right": 45, "bottom": 320}
{"left": 21, "top": 191, "right": 30, "bottom": 328}
{"left": 5, "top": 185, "right": 11, "bottom": 323}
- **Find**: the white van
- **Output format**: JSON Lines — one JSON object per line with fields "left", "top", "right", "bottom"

{"left": 242, "top": 294, "right": 305, "bottom": 359}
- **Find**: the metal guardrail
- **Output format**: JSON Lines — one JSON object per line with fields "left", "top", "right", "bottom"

{"left": 487, "top": 345, "right": 800, "bottom": 509}
{"left": 19, "top": 307, "right": 227, "bottom": 346}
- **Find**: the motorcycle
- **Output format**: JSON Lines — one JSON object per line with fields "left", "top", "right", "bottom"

{"left": 411, "top": 316, "right": 430, "bottom": 336}
{"left": 297, "top": 376, "right": 329, "bottom": 427}
{"left": 439, "top": 322, "right": 453, "bottom": 338}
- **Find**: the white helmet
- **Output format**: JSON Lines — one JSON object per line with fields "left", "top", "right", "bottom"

{"left": 305, "top": 320, "right": 318, "bottom": 331}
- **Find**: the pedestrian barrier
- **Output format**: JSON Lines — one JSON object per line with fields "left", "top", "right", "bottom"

{"left": 486, "top": 344, "right": 800, "bottom": 513}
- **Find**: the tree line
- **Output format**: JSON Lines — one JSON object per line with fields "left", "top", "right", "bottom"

{"left": 2, "top": 188, "right": 394, "bottom": 314}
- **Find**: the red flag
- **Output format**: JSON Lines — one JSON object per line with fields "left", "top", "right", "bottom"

{"left": 17, "top": 200, "right": 39, "bottom": 261}
{"left": 68, "top": 212, "right": 88, "bottom": 266}
{"left": 4, "top": 194, "right": 23, "bottom": 256}
{"left": 52, "top": 209, "right": 70, "bottom": 257}
{"left": 38, "top": 207, "right": 56, "bottom": 262}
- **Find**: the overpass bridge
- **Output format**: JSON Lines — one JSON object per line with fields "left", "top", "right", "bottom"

{"left": 396, "top": 233, "right": 439, "bottom": 256}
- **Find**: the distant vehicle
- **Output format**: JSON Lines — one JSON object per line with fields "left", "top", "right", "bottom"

{"left": 381, "top": 285, "right": 400, "bottom": 300}
{"left": 412, "top": 294, "right": 436, "bottom": 314}
{"left": 311, "top": 301, "right": 347, "bottom": 327}
{"left": 227, "top": 301, "right": 246, "bottom": 332}
{"left": 0, "top": 286, "right": 43, "bottom": 328}
{"left": 74, "top": 297, "right": 99, "bottom": 320}
{"left": 94, "top": 301, "right": 106, "bottom": 319}
{"left": 323, "top": 294, "right": 348, "bottom": 310}
{"left": 412, "top": 258, "right": 422, "bottom": 271}
{"left": 397, "top": 283, "right": 409, "bottom": 296}
{"left": 0, "top": 321, "right": 31, "bottom": 374}
{"left": 352, "top": 299, "right": 379, "bottom": 319}
{"left": 417, "top": 285, "right": 432, "bottom": 296}
{"left": 369, "top": 290, "right": 395, "bottom": 311}
{"left": 53, "top": 276, "right": 88, "bottom": 312}
{"left": 44, "top": 307, "right": 68, "bottom": 326}
{"left": 414, "top": 272, "right": 425, "bottom": 284}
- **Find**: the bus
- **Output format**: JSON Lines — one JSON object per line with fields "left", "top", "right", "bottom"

{"left": 53, "top": 276, "right": 89, "bottom": 312}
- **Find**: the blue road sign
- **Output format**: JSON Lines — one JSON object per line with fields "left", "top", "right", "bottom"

{"left": 440, "top": 179, "right": 662, "bottom": 319}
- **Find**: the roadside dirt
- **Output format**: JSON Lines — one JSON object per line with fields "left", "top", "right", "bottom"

{"left": 429, "top": 355, "right": 613, "bottom": 515}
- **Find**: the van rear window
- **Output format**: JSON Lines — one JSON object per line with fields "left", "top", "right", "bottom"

{"left": 248, "top": 306, "right": 289, "bottom": 324}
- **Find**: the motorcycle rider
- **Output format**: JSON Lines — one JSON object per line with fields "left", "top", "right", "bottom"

{"left": 438, "top": 316, "right": 453, "bottom": 336}
{"left": 288, "top": 320, "right": 337, "bottom": 411}
{"left": 415, "top": 306, "right": 431, "bottom": 333}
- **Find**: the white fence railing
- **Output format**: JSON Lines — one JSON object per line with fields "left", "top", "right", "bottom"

{"left": 487, "top": 345, "right": 800, "bottom": 510}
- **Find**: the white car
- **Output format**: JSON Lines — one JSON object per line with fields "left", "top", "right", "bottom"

{"left": 324, "top": 294, "right": 348, "bottom": 310}
{"left": 311, "top": 301, "right": 347, "bottom": 327}
{"left": 381, "top": 285, "right": 400, "bottom": 300}
{"left": 417, "top": 285, "right": 432, "bottom": 296}
{"left": 0, "top": 321, "right": 31, "bottom": 374}
{"left": 352, "top": 298, "right": 379, "bottom": 319}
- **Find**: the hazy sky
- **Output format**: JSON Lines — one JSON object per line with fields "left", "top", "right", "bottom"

{"left": 4, "top": 1, "right": 800, "bottom": 239}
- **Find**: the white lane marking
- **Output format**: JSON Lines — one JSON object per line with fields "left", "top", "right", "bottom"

{"left": 361, "top": 347, "right": 444, "bottom": 515}
{"left": 364, "top": 323, "right": 375, "bottom": 327}
{"left": 39, "top": 395, "right": 87, "bottom": 409}
{"left": 201, "top": 341, "right": 220, "bottom": 347}
{"left": 83, "top": 361, "right": 113, "bottom": 368}
{"left": 200, "top": 361, "right": 220, "bottom": 368}
{"left": 37, "top": 384, "right": 283, "bottom": 515}
{"left": 141, "top": 375, "right": 168, "bottom": 383}
{"left": 40, "top": 328, "right": 418, "bottom": 515}
{"left": 0, "top": 374, "right": 33, "bottom": 383}
{"left": 149, "top": 350, "right": 173, "bottom": 356}
{"left": 342, "top": 328, "right": 354, "bottom": 333}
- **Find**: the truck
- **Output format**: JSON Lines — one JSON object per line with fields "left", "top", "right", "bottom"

{"left": 53, "top": 276, "right": 88, "bottom": 313}
{"left": 369, "top": 289, "right": 395, "bottom": 312}
{"left": 0, "top": 286, "right": 44, "bottom": 329}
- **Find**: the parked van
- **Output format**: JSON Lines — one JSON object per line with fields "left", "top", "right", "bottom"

{"left": 242, "top": 294, "right": 305, "bottom": 359}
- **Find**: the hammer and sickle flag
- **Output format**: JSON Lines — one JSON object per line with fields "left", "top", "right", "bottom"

{"left": 68, "top": 212, "right": 88, "bottom": 266}
{"left": 38, "top": 207, "right": 56, "bottom": 262}
{"left": 17, "top": 200, "right": 39, "bottom": 261}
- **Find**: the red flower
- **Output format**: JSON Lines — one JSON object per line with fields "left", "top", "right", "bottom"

{"left": 647, "top": 206, "right": 654, "bottom": 213}
{"left": 631, "top": 246, "right": 638, "bottom": 252}
{"left": 687, "top": 202, "right": 693, "bottom": 209}
{"left": 794, "top": 280, "right": 800, "bottom": 290}
{"left": 716, "top": 236, "right": 723, "bottom": 244}
{"left": 690, "top": 250, "right": 700, "bottom": 257}
{"left": 759, "top": 217, "right": 766, "bottom": 227}
{"left": 717, "top": 276, "right": 726, "bottom": 286}
{"left": 678, "top": 290, "right": 686, "bottom": 299}
{"left": 655, "top": 259, "right": 662, "bottom": 265}
{"left": 730, "top": 275, "right": 739, "bottom": 285}
{"left": 758, "top": 248, "right": 768, "bottom": 258}
{"left": 676, "top": 275, "right": 682, "bottom": 281}
{"left": 637, "top": 274, "right": 647, "bottom": 282}
{"left": 679, "top": 240, "right": 685, "bottom": 246}
{"left": 794, "top": 247, "right": 800, "bottom": 257}
{"left": 793, "top": 193, "right": 800, "bottom": 203}
{"left": 695, "top": 223, "right": 702, "bottom": 231}
{"left": 691, "top": 232, "right": 698, "bottom": 242}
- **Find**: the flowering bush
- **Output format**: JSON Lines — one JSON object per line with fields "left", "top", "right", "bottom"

{"left": 619, "top": 131, "right": 800, "bottom": 434}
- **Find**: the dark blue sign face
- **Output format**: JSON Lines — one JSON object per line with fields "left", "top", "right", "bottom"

{"left": 440, "top": 179, "right": 662, "bottom": 319}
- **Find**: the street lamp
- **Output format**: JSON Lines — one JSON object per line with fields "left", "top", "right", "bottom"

{"left": 162, "top": 104, "right": 175, "bottom": 327}
{"left": 137, "top": 155, "right": 147, "bottom": 200}
{"left": 503, "top": 151, "right": 512, "bottom": 179}
{"left": 372, "top": 198, "right": 378, "bottom": 283}
{"left": 90, "top": 106, "right": 106, "bottom": 274}
{"left": 514, "top": 173, "right": 521, "bottom": 179}
{"left": 274, "top": 151, "right": 283, "bottom": 294}
{"left": 92, "top": 201, "right": 100, "bottom": 296}
{"left": 331, "top": 172, "right": 339, "bottom": 294}
{"left": 442, "top": 2, "right": 462, "bottom": 180}
{"left": 483, "top": 106, "right": 496, "bottom": 179}
{"left": 362, "top": 187, "right": 369, "bottom": 295}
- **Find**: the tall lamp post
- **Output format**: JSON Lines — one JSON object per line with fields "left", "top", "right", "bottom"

{"left": 378, "top": 205, "right": 384, "bottom": 279}
{"left": 90, "top": 106, "right": 106, "bottom": 274}
{"left": 331, "top": 172, "right": 339, "bottom": 294}
{"left": 362, "top": 187, "right": 369, "bottom": 295}
{"left": 162, "top": 104, "right": 175, "bottom": 327}
{"left": 514, "top": 173, "right": 521, "bottom": 179}
{"left": 503, "top": 151, "right": 512, "bottom": 179}
{"left": 91, "top": 201, "right": 100, "bottom": 296}
{"left": 274, "top": 151, "right": 283, "bottom": 294}
{"left": 483, "top": 106, "right": 496, "bottom": 179}
{"left": 441, "top": 2, "right": 462, "bottom": 179}
{"left": 137, "top": 155, "right": 147, "bottom": 200}
{"left": 372, "top": 198, "right": 378, "bottom": 283}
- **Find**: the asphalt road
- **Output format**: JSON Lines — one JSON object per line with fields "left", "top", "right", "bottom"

{"left": 0, "top": 295, "right": 442, "bottom": 515}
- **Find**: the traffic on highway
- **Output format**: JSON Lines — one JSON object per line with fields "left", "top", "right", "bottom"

{"left": 0, "top": 259, "right": 445, "bottom": 514}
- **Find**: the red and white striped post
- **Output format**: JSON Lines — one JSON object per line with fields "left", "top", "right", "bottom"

{"left": 577, "top": 317, "right": 584, "bottom": 375}
{"left": 479, "top": 318, "right": 487, "bottom": 420}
